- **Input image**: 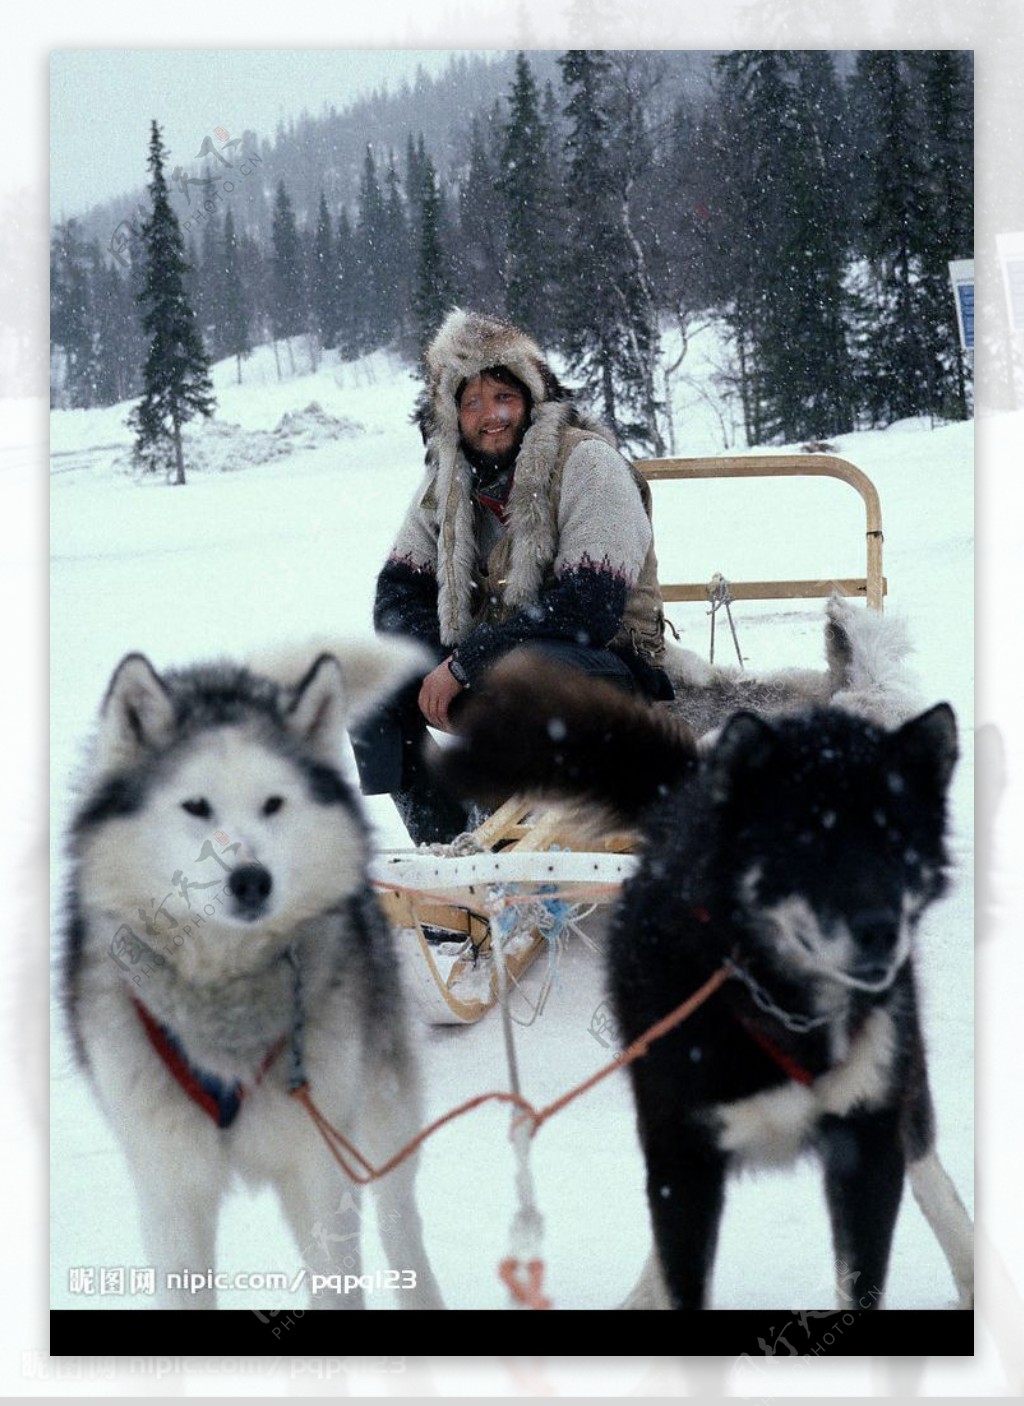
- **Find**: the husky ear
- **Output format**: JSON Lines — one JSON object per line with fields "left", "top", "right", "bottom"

{"left": 708, "top": 711, "right": 778, "bottom": 804}
{"left": 893, "top": 702, "right": 959, "bottom": 792}
{"left": 96, "top": 653, "right": 176, "bottom": 770}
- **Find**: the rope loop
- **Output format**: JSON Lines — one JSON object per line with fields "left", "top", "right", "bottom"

{"left": 498, "top": 1257, "right": 552, "bottom": 1311}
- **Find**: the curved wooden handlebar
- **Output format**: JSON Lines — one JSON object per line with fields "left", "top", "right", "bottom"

{"left": 633, "top": 454, "right": 885, "bottom": 611}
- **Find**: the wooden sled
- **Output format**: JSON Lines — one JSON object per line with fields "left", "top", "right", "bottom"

{"left": 373, "top": 796, "right": 637, "bottom": 1025}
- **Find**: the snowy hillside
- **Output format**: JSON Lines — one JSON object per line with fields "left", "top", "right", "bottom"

{"left": 50, "top": 335, "right": 975, "bottom": 1352}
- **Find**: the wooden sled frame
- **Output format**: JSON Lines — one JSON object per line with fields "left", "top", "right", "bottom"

{"left": 377, "top": 455, "right": 887, "bottom": 1022}
{"left": 374, "top": 797, "right": 637, "bottom": 1024}
{"left": 634, "top": 453, "right": 886, "bottom": 611}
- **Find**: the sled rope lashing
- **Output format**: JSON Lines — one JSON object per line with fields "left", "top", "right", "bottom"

{"left": 373, "top": 795, "right": 637, "bottom": 1027}
{"left": 485, "top": 880, "right": 554, "bottom": 1309}
{"left": 707, "top": 572, "right": 744, "bottom": 668}
{"left": 288, "top": 963, "right": 733, "bottom": 1307}
{"left": 484, "top": 880, "right": 601, "bottom": 1027}
{"left": 376, "top": 876, "right": 621, "bottom": 1029}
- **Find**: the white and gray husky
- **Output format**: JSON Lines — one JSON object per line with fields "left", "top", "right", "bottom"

{"left": 61, "top": 641, "right": 444, "bottom": 1310}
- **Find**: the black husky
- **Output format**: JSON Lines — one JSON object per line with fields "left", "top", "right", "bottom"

{"left": 437, "top": 652, "right": 974, "bottom": 1311}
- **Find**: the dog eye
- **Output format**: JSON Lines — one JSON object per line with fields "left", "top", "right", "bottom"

{"left": 263, "top": 796, "right": 284, "bottom": 816}
{"left": 181, "top": 798, "right": 212, "bottom": 819}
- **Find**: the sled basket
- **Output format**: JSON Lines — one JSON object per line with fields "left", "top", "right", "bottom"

{"left": 372, "top": 796, "right": 637, "bottom": 1025}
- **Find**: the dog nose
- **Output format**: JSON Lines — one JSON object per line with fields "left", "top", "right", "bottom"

{"left": 850, "top": 909, "right": 900, "bottom": 957}
{"left": 228, "top": 863, "right": 273, "bottom": 914}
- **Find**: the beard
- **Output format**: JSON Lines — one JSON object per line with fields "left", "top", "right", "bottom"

{"left": 460, "top": 428, "right": 526, "bottom": 492}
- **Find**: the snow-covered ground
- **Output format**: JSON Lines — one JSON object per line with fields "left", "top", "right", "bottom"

{"left": 49, "top": 334, "right": 980, "bottom": 1354}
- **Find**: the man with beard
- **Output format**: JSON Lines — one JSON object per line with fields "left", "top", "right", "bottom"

{"left": 351, "top": 308, "right": 673, "bottom": 845}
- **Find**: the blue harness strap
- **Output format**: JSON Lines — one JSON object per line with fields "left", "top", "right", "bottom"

{"left": 132, "top": 997, "right": 284, "bottom": 1129}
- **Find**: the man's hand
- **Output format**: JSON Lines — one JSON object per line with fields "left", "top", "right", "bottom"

{"left": 418, "top": 657, "right": 465, "bottom": 732}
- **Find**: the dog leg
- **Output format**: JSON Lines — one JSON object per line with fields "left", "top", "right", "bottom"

{"left": 619, "top": 1248, "right": 670, "bottom": 1309}
{"left": 277, "top": 1175, "right": 366, "bottom": 1309}
{"left": 640, "top": 1132, "right": 727, "bottom": 1311}
{"left": 907, "top": 1149, "right": 974, "bottom": 1308}
{"left": 373, "top": 1157, "right": 445, "bottom": 1309}
{"left": 820, "top": 1112, "right": 904, "bottom": 1309}
{"left": 112, "top": 1121, "right": 225, "bottom": 1309}
{"left": 133, "top": 1180, "right": 220, "bottom": 1310}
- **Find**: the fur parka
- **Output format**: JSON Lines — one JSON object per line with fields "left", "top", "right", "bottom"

{"left": 374, "top": 309, "right": 671, "bottom": 696}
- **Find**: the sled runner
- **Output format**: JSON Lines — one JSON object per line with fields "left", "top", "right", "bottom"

{"left": 374, "top": 453, "right": 886, "bottom": 1025}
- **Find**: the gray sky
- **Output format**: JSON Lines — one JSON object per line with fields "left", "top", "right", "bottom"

{"left": 49, "top": 49, "right": 476, "bottom": 220}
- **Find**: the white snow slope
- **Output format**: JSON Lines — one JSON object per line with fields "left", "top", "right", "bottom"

{"left": 50, "top": 334, "right": 974, "bottom": 1332}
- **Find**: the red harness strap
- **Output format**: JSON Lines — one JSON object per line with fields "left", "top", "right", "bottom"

{"left": 132, "top": 998, "right": 285, "bottom": 1128}
{"left": 736, "top": 1015, "right": 816, "bottom": 1087}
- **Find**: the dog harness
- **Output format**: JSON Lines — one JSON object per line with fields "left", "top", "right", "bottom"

{"left": 734, "top": 1014, "right": 816, "bottom": 1087}
{"left": 132, "top": 997, "right": 285, "bottom": 1129}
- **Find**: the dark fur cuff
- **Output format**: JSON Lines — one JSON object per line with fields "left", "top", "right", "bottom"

{"left": 373, "top": 559, "right": 443, "bottom": 652}
{"left": 454, "top": 564, "right": 629, "bottom": 684}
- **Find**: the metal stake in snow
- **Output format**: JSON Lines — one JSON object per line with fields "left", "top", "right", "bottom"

{"left": 487, "top": 887, "right": 550, "bottom": 1309}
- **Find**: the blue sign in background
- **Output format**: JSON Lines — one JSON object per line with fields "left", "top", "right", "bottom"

{"left": 956, "top": 281, "right": 975, "bottom": 349}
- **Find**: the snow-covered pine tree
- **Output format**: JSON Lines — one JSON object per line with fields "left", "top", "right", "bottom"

{"left": 270, "top": 179, "right": 305, "bottom": 376}
{"left": 405, "top": 132, "right": 429, "bottom": 223}
{"left": 909, "top": 49, "right": 974, "bottom": 419}
{"left": 51, "top": 220, "right": 102, "bottom": 409}
{"left": 333, "top": 206, "right": 361, "bottom": 361}
{"left": 412, "top": 154, "right": 455, "bottom": 358}
{"left": 197, "top": 175, "right": 224, "bottom": 361}
{"left": 558, "top": 49, "right": 661, "bottom": 452}
{"left": 354, "top": 146, "right": 388, "bottom": 353}
{"left": 499, "top": 52, "right": 559, "bottom": 345}
{"left": 766, "top": 51, "right": 853, "bottom": 441}
{"left": 380, "top": 155, "right": 411, "bottom": 345}
{"left": 712, "top": 50, "right": 853, "bottom": 444}
{"left": 456, "top": 107, "right": 507, "bottom": 314}
{"left": 849, "top": 51, "right": 937, "bottom": 426}
{"left": 310, "top": 191, "right": 337, "bottom": 353}
{"left": 88, "top": 241, "right": 137, "bottom": 406}
{"left": 128, "top": 121, "right": 215, "bottom": 485}
{"left": 221, "top": 207, "right": 251, "bottom": 385}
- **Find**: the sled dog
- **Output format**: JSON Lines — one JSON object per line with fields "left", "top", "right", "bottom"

{"left": 438, "top": 646, "right": 974, "bottom": 1312}
{"left": 61, "top": 641, "right": 444, "bottom": 1310}
{"left": 662, "top": 592, "right": 922, "bottom": 740}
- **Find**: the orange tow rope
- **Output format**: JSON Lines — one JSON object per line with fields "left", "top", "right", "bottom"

{"left": 291, "top": 963, "right": 732, "bottom": 1304}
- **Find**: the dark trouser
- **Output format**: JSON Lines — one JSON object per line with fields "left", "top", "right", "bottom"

{"left": 349, "top": 641, "right": 637, "bottom": 846}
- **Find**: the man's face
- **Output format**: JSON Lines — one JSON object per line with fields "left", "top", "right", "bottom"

{"left": 457, "top": 373, "right": 528, "bottom": 461}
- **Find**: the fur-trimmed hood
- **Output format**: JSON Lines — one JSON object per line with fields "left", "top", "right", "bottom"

{"left": 414, "top": 307, "right": 575, "bottom": 445}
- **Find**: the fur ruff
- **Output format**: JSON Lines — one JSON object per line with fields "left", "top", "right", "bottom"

{"left": 661, "top": 594, "right": 922, "bottom": 741}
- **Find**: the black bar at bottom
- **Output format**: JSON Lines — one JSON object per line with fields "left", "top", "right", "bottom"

{"left": 50, "top": 1308, "right": 973, "bottom": 1358}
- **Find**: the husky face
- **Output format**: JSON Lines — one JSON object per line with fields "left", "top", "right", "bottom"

{"left": 80, "top": 722, "right": 367, "bottom": 967}
{"left": 711, "top": 705, "right": 958, "bottom": 993}
{"left": 72, "top": 644, "right": 425, "bottom": 981}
